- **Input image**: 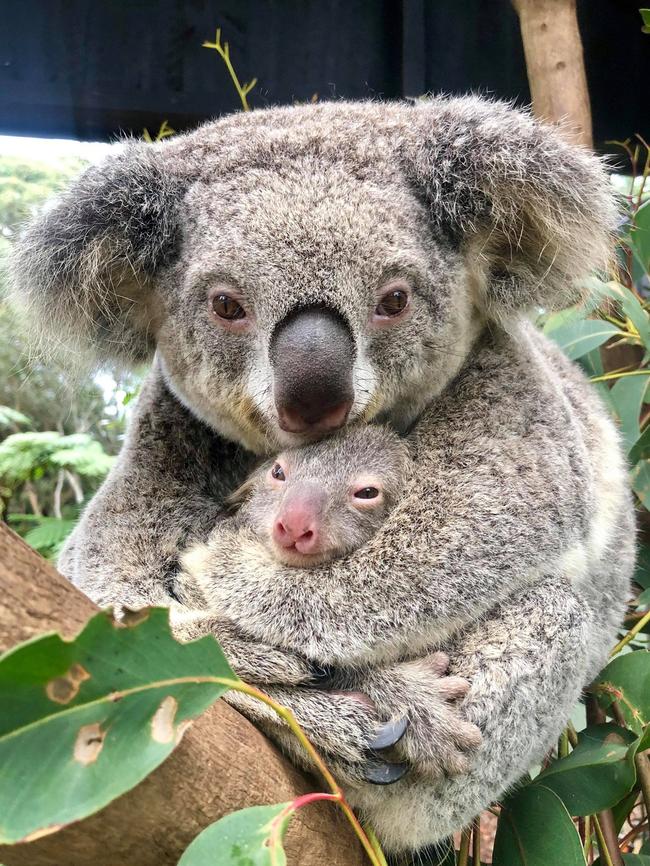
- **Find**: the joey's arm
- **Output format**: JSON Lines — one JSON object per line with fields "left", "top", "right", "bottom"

{"left": 179, "top": 327, "right": 626, "bottom": 665}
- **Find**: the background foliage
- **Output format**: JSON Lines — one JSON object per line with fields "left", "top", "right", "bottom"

{"left": 0, "top": 155, "right": 142, "bottom": 557}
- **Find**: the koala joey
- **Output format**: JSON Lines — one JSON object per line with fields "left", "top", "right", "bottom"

{"left": 200, "top": 423, "right": 407, "bottom": 574}
{"left": 10, "top": 96, "right": 635, "bottom": 856}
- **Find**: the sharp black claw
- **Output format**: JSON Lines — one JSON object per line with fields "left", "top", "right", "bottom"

{"left": 368, "top": 716, "right": 409, "bottom": 751}
{"left": 362, "top": 758, "right": 410, "bottom": 786}
{"left": 307, "top": 663, "right": 337, "bottom": 689}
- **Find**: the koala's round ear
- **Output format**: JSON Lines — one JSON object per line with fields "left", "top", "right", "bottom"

{"left": 9, "top": 141, "right": 185, "bottom": 365}
{"left": 406, "top": 97, "right": 619, "bottom": 317}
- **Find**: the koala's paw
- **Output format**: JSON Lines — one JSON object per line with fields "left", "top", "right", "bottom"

{"left": 365, "top": 652, "right": 482, "bottom": 780}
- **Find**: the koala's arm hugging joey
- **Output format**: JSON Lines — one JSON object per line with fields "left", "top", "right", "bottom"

{"left": 10, "top": 96, "right": 635, "bottom": 853}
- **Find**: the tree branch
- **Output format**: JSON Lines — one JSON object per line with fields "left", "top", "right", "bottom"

{"left": 512, "top": 0, "right": 593, "bottom": 148}
{"left": 0, "top": 523, "right": 364, "bottom": 866}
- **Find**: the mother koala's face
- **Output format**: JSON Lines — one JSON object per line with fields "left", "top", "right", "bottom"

{"left": 156, "top": 160, "right": 478, "bottom": 452}
{"left": 11, "top": 99, "right": 615, "bottom": 454}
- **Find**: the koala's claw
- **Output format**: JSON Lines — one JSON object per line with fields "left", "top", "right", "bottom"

{"left": 368, "top": 716, "right": 409, "bottom": 751}
{"left": 307, "top": 663, "right": 338, "bottom": 688}
{"left": 362, "top": 758, "right": 410, "bottom": 786}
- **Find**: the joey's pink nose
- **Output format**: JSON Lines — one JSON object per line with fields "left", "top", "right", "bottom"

{"left": 273, "top": 505, "right": 320, "bottom": 554}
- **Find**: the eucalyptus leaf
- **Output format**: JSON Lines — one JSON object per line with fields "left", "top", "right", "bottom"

{"left": 632, "top": 460, "right": 650, "bottom": 511}
{"left": 492, "top": 784, "right": 585, "bottom": 866}
{"left": 177, "top": 803, "right": 292, "bottom": 866}
{"left": 532, "top": 724, "right": 637, "bottom": 815}
{"left": 609, "top": 375, "right": 649, "bottom": 451}
{"left": 548, "top": 319, "right": 622, "bottom": 361}
{"left": 631, "top": 200, "right": 650, "bottom": 274}
{"left": 629, "top": 425, "right": 650, "bottom": 464}
{"left": 592, "top": 651, "right": 650, "bottom": 734}
{"left": 0, "top": 607, "right": 236, "bottom": 844}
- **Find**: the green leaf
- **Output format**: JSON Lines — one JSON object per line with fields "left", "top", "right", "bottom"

{"left": 631, "top": 460, "right": 650, "bottom": 510}
{"left": 492, "top": 784, "right": 585, "bottom": 866}
{"left": 641, "top": 8, "right": 650, "bottom": 33}
{"left": 593, "top": 651, "right": 650, "bottom": 734}
{"left": 0, "top": 405, "right": 31, "bottom": 429}
{"left": 533, "top": 724, "right": 637, "bottom": 815}
{"left": 21, "top": 517, "right": 77, "bottom": 553}
{"left": 629, "top": 425, "right": 650, "bottom": 464}
{"left": 548, "top": 319, "right": 622, "bottom": 361}
{"left": 609, "top": 374, "right": 649, "bottom": 451}
{"left": 586, "top": 278, "right": 650, "bottom": 354}
{"left": 633, "top": 544, "right": 650, "bottom": 590}
{"left": 0, "top": 608, "right": 236, "bottom": 844}
{"left": 632, "top": 201, "right": 650, "bottom": 271}
{"left": 178, "top": 803, "right": 292, "bottom": 866}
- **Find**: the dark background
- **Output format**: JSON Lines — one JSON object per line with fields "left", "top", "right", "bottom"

{"left": 0, "top": 0, "right": 646, "bottom": 153}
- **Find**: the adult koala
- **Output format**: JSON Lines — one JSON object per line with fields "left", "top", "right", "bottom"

{"left": 11, "top": 97, "right": 634, "bottom": 856}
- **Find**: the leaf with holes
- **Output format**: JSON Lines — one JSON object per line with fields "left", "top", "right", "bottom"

{"left": 532, "top": 724, "right": 637, "bottom": 815}
{"left": 592, "top": 651, "right": 650, "bottom": 735}
{"left": 492, "top": 783, "right": 585, "bottom": 866}
{"left": 0, "top": 607, "right": 236, "bottom": 844}
{"left": 178, "top": 803, "right": 292, "bottom": 866}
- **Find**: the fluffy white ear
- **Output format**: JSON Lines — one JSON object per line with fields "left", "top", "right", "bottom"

{"left": 407, "top": 96, "right": 619, "bottom": 316}
{"left": 9, "top": 141, "right": 185, "bottom": 364}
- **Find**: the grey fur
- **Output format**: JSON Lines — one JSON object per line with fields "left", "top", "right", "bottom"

{"left": 9, "top": 96, "right": 633, "bottom": 854}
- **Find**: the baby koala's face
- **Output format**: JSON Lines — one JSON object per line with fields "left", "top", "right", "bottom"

{"left": 236, "top": 426, "right": 408, "bottom": 567}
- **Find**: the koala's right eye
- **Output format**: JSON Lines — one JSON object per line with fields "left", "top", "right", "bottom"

{"left": 211, "top": 293, "right": 246, "bottom": 321}
{"left": 271, "top": 463, "right": 286, "bottom": 481}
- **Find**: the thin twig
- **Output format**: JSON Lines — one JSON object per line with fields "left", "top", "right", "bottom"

{"left": 635, "top": 749, "right": 650, "bottom": 830}
{"left": 472, "top": 817, "right": 482, "bottom": 865}
{"left": 610, "top": 609, "right": 650, "bottom": 655}
{"left": 203, "top": 28, "right": 257, "bottom": 112}
{"left": 457, "top": 826, "right": 471, "bottom": 866}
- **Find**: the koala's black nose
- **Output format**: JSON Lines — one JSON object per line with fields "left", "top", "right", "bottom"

{"left": 271, "top": 306, "right": 355, "bottom": 435}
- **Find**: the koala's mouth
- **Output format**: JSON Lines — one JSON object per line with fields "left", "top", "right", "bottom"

{"left": 269, "top": 541, "right": 333, "bottom": 568}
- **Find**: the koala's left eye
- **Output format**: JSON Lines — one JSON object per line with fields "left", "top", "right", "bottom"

{"left": 354, "top": 486, "right": 379, "bottom": 499}
{"left": 374, "top": 282, "right": 410, "bottom": 321}
{"left": 212, "top": 293, "right": 246, "bottom": 321}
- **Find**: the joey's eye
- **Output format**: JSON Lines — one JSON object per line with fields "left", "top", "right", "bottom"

{"left": 375, "top": 289, "right": 409, "bottom": 318}
{"left": 271, "top": 463, "right": 286, "bottom": 481}
{"left": 211, "top": 293, "right": 246, "bottom": 321}
{"left": 354, "top": 486, "right": 380, "bottom": 500}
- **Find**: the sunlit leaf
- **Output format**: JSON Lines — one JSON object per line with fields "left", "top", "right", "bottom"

{"left": 178, "top": 803, "right": 292, "bottom": 866}
{"left": 548, "top": 319, "right": 622, "bottom": 361}
{"left": 0, "top": 608, "right": 236, "bottom": 843}
{"left": 492, "top": 784, "right": 585, "bottom": 866}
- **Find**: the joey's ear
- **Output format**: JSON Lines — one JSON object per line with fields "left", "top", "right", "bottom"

{"left": 406, "top": 96, "right": 619, "bottom": 316}
{"left": 9, "top": 141, "right": 185, "bottom": 364}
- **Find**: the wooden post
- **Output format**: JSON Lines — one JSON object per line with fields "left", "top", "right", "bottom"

{"left": 512, "top": 0, "right": 593, "bottom": 148}
{"left": 0, "top": 524, "right": 364, "bottom": 866}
